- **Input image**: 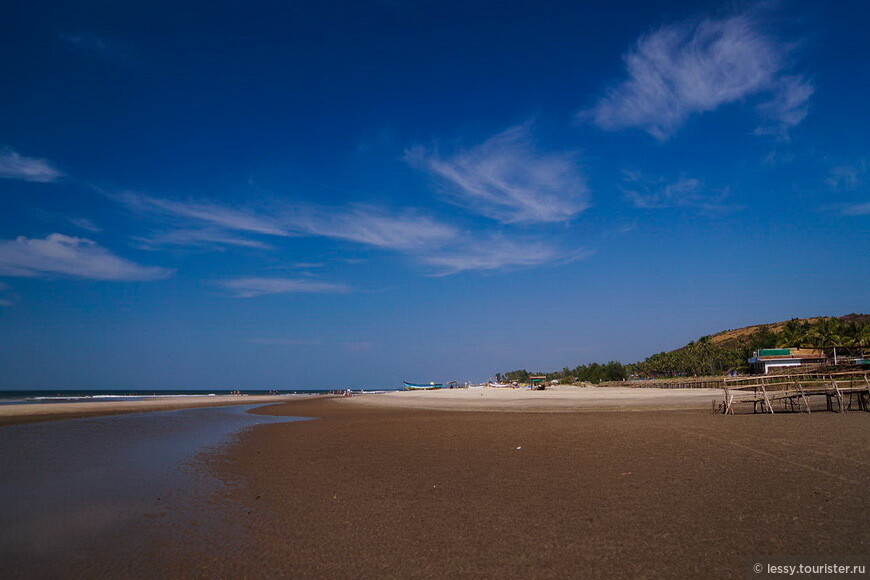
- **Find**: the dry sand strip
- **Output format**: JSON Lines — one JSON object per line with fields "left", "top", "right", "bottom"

{"left": 0, "top": 394, "right": 322, "bottom": 427}
{"left": 0, "top": 387, "right": 725, "bottom": 427}
{"left": 344, "top": 385, "right": 725, "bottom": 412}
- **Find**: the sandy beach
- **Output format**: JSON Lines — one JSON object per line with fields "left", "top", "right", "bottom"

{"left": 3, "top": 389, "right": 868, "bottom": 578}
{"left": 344, "top": 385, "right": 725, "bottom": 411}
{"left": 167, "top": 391, "right": 867, "bottom": 578}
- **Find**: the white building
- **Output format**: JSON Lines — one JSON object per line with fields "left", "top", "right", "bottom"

{"left": 747, "top": 348, "right": 827, "bottom": 374}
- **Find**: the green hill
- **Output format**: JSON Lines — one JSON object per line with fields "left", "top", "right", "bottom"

{"left": 500, "top": 314, "right": 869, "bottom": 384}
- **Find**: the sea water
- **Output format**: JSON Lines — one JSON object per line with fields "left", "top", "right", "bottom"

{"left": 0, "top": 388, "right": 399, "bottom": 405}
{"left": 0, "top": 404, "right": 308, "bottom": 572}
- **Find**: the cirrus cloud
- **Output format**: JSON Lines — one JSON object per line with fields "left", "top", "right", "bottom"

{"left": 0, "top": 148, "right": 64, "bottom": 183}
{"left": 407, "top": 124, "right": 589, "bottom": 224}
{"left": 0, "top": 234, "right": 172, "bottom": 281}
{"left": 218, "top": 277, "right": 350, "bottom": 298}
{"left": 117, "top": 192, "right": 456, "bottom": 252}
{"left": 422, "top": 236, "right": 592, "bottom": 276}
{"left": 620, "top": 170, "right": 741, "bottom": 213}
{"left": 586, "top": 11, "right": 812, "bottom": 140}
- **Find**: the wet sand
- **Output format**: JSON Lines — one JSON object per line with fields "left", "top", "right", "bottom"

{"left": 161, "top": 394, "right": 869, "bottom": 578}
{"left": 0, "top": 405, "right": 307, "bottom": 579}
{"left": 0, "top": 394, "right": 307, "bottom": 426}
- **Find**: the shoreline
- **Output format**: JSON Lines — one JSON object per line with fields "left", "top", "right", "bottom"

{"left": 0, "top": 394, "right": 325, "bottom": 427}
{"left": 0, "top": 386, "right": 725, "bottom": 427}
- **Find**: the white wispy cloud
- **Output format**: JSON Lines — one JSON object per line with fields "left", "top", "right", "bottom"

{"left": 67, "top": 217, "right": 102, "bottom": 233}
{"left": 115, "top": 192, "right": 585, "bottom": 275}
{"left": 838, "top": 202, "right": 870, "bottom": 216}
{"left": 116, "top": 192, "right": 290, "bottom": 237}
{"left": 135, "top": 228, "right": 273, "bottom": 251}
{"left": 823, "top": 160, "right": 868, "bottom": 216}
{"left": 587, "top": 11, "right": 811, "bottom": 140}
{"left": 0, "top": 234, "right": 173, "bottom": 281}
{"left": 621, "top": 171, "right": 740, "bottom": 212}
{"left": 422, "top": 236, "right": 591, "bottom": 276}
{"left": 755, "top": 75, "right": 815, "bottom": 139}
{"left": 407, "top": 124, "right": 589, "bottom": 224}
{"left": 117, "top": 192, "right": 456, "bottom": 252}
{"left": 218, "top": 277, "right": 350, "bottom": 298}
{"left": 0, "top": 148, "right": 64, "bottom": 183}
{"left": 285, "top": 204, "right": 456, "bottom": 250}
{"left": 826, "top": 161, "right": 867, "bottom": 190}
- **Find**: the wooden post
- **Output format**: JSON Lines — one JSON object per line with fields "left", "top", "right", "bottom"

{"left": 797, "top": 381, "right": 810, "bottom": 414}
{"left": 723, "top": 388, "right": 735, "bottom": 415}
{"left": 759, "top": 383, "right": 774, "bottom": 414}
{"left": 832, "top": 380, "right": 844, "bottom": 413}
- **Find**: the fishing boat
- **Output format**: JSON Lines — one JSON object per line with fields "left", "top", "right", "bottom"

{"left": 403, "top": 381, "right": 442, "bottom": 390}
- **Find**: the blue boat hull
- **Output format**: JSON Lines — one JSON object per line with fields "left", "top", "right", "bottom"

{"left": 403, "top": 381, "right": 442, "bottom": 390}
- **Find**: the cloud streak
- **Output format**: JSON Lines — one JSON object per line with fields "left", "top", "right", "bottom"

{"left": 422, "top": 236, "right": 591, "bottom": 276}
{"left": 755, "top": 75, "right": 815, "bottom": 139}
{"left": 621, "top": 171, "right": 740, "bottom": 213}
{"left": 587, "top": 11, "right": 811, "bottom": 140}
{"left": 284, "top": 205, "right": 456, "bottom": 250}
{"left": 838, "top": 202, "right": 870, "bottom": 216}
{"left": 826, "top": 161, "right": 867, "bottom": 191}
{"left": 135, "top": 228, "right": 273, "bottom": 251}
{"left": 117, "top": 192, "right": 457, "bottom": 252}
{"left": 117, "top": 192, "right": 290, "bottom": 237}
{"left": 407, "top": 124, "right": 589, "bottom": 224}
{"left": 218, "top": 277, "right": 350, "bottom": 298}
{"left": 0, "top": 148, "right": 64, "bottom": 183}
{"left": 0, "top": 234, "right": 172, "bottom": 281}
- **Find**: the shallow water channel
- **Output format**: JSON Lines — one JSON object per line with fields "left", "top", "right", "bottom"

{"left": 0, "top": 404, "right": 306, "bottom": 571}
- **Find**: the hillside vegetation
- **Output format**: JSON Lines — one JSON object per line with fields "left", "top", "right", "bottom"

{"left": 499, "top": 314, "right": 869, "bottom": 384}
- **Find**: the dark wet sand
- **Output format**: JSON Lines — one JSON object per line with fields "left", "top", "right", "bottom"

{"left": 159, "top": 398, "right": 869, "bottom": 578}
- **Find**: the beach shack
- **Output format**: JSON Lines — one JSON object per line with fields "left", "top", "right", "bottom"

{"left": 747, "top": 348, "right": 827, "bottom": 374}
{"left": 529, "top": 375, "right": 547, "bottom": 390}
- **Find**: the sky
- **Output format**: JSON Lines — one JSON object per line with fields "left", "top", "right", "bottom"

{"left": 0, "top": 0, "right": 867, "bottom": 390}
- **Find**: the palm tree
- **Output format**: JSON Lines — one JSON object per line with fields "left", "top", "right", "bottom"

{"left": 806, "top": 317, "right": 846, "bottom": 363}
{"left": 807, "top": 317, "right": 843, "bottom": 348}
{"left": 777, "top": 319, "right": 808, "bottom": 348}
{"left": 841, "top": 321, "right": 870, "bottom": 355}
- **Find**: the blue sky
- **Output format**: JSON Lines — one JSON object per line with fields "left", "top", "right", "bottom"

{"left": 0, "top": 0, "right": 867, "bottom": 389}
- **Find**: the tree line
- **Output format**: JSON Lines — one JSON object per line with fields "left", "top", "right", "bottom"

{"left": 498, "top": 317, "right": 869, "bottom": 384}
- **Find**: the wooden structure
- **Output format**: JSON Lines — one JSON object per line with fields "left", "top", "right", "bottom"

{"left": 720, "top": 371, "right": 870, "bottom": 415}
{"left": 747, "top": 348, "right": 826, "bottom": 374}
{"left": 529, "top": 375, "right": 547, "bottom": 390}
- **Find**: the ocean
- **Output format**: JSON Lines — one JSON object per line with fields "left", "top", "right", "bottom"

{"left": 0, "top": 388, "right": 398, "bottom": 405}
